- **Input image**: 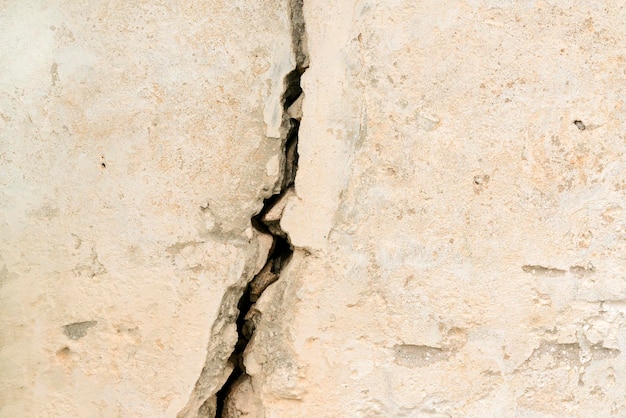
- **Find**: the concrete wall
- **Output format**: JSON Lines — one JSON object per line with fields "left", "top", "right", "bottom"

{"left": 2, "top": 1, "right": 626, "bottom": 417}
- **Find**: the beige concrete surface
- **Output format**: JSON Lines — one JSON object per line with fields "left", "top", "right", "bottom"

{"left": 0, "top": 1, "right": 292, "bottom": 416}
{"left": 3, "top": 1, "right": 626, "bottom": 417}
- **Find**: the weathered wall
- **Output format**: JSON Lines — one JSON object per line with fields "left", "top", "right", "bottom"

{"left": 3, "top": 1, "right": 626, "bottom": 417}
{"left": 239, "top": 1, "right": 626, "bottom": 417}
{"left": 0, "top": 1, "right": 293, "bottom": 416}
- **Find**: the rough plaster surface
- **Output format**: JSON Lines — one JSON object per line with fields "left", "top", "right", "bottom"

{"left": 241, "top": 1, "right": 626, "bottom": 417}
{"left": 3, "top": 1, "right": 626, "bottom": 418}
{"left": 0, "top": 1, "right": 292, "bottom": 417}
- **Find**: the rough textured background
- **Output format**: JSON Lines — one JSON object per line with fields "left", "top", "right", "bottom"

{"left": 3, "top": 1, "right": 626, "bottom": 417}
{"left": 0, "top": 1, "right": 292, "bottom": 417}
{"left": 244, "top": 1, "right": 626, "bottom": 417}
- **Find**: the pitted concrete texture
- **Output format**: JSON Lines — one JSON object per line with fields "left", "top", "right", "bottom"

{"left": 240, "top": 1, "right": 626, "bottom": 417}
{"left": 3, "top": 1, "right": 626, "bottom": 417}
{"left": 0, "top": 1, "right": 293, "bottom": 417}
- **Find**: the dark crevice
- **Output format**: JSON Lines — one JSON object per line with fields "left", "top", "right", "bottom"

{"left": 283, "top": 69, "right": 305, "bottom": 109}
{"left": 213, "top": 122, "right": 298, "bottom": 418}
{"left": 214, "top": 234, "right": 294, "bottom": 414}
{"left": 281, "top": 118, "right": 300, "bottom": 190}
{"left": 214, "top": 1, "right": 308, "bottom": 415}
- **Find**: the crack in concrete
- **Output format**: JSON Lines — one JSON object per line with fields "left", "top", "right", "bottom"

{"left": 179, "top": 1, "right": 308, "bottom": 416}
{"left": 214, "top": 2, "right": 308, "bottom": 414}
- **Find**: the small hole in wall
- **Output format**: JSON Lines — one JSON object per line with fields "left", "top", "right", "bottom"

{"left": 101, "top": 163, "right": 106, "bottom": 168}
{"left": 574, "top": 120, "right": 586, "bottom": 130}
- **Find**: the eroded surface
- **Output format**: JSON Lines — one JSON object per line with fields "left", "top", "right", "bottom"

{"left": 0, "top": 1, "right": 293, "bottom": 417}
{"left": 241, "top": 1, "right": 626, "bottom": 417}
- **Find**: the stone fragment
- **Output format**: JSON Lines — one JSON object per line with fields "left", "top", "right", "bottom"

{"left": 223, "top": 376, "right": 262, "bottom": 418}
{"left": 286, "top": 95, "right": 303, "bottom": 121}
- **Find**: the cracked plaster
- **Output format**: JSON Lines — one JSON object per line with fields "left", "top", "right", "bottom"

{"left": 4, "top": 1, "right": 626, "bottom": 418}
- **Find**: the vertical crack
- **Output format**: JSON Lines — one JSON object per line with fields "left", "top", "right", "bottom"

{"left": 213, "top": 1, "right": 308, "bottom": 416}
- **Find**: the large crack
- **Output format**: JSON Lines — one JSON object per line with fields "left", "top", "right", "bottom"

{"left": 212, "top": 1, "right": 308, "bottom": 416}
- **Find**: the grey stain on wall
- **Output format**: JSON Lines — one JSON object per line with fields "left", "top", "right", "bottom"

{"left": 62, "top": 321, "right": 97, "bottom": 340}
